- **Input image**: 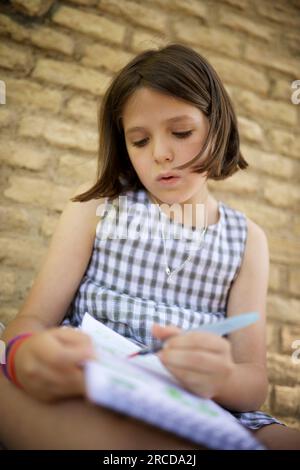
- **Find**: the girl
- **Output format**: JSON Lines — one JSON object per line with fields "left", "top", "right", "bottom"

{"left": 1, "top": 43, "right": 300, "bottom": 450}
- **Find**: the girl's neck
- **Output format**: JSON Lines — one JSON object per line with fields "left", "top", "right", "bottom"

{"left": 147, "top": 190, "right": 219, "bottom": 229}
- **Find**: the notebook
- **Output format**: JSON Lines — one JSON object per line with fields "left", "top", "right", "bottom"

{"left": 81, "top": 313, "right": 265, "bottom": 450}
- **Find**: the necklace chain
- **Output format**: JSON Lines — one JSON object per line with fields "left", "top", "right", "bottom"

{"left": 158, "top": 201, "right": 208, "bottom": 281}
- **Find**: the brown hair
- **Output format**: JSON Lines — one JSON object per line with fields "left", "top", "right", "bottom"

{"left": 72, "top": 43, "right": 248, "bottom": 202}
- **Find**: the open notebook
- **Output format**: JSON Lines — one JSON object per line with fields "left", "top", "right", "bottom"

{"left": 81, "top": 313, "right": 264, "bottom": 450}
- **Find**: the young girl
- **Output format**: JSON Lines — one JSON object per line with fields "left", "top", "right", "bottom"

{"left": 1, "top": 43, "right": 300, "bottom": 450}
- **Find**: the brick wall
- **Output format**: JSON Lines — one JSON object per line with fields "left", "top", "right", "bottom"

{"left": 0, "top": 0, "right": 299, "bottom": 429}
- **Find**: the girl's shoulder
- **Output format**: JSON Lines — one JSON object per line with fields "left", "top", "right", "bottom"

{"left": 70, "top": 181, "right": 106, "bottom": 237}
{"left": 245, "top": 216, "right": 268, "bottom": 253}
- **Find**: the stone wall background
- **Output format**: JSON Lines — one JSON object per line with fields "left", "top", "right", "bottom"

{"left": 0, "top": 0, "right": 299, "bottom": 429}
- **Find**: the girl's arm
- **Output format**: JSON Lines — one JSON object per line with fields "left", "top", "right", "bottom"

{"left": 212, "top": 218, "right": 269, "bottom": 411}
{"left": 2, "top": 181, "right": 101, "bottom": 340}
{"left": 2, "top": 181, "right": 103, "bottom": 401}
{"left": 154, "top": 218, "right": 269, "bottom": 412}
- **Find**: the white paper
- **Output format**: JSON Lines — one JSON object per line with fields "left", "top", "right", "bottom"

{"left": 81, "top": 313, "right": 265, "bottom": 450}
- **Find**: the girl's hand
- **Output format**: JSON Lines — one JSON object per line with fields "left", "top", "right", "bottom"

{"left": 152, "top": 323, "right": 235, "bottom": 400}
{"left": 13, "top": 328, "right": 95, "bottom": 402}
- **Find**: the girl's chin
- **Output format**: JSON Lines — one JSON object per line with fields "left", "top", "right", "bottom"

{"left": 149, "top": 191, "right": 191, "bottom": 206}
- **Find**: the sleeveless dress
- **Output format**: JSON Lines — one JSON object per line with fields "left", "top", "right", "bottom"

{"left": 64, "top": 188, "right": 281, "bottom": 430}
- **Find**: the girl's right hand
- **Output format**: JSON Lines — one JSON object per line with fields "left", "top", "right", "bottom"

{"left": 13, "top": 328, "right": 96, "bottom": 402}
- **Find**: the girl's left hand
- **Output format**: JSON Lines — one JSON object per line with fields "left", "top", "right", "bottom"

{"left": 152, "top": 323, "right": 235, "bottom": 400}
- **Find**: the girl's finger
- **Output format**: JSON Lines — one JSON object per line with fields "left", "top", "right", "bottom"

{"left": 45, "top": 343, "right": 96, "bottom": 368}
{"left": 165, "top": 331, "right": 230, "bottom": 354}
{"left": 152, "top": 323, "right": 182, "bottom": 340}
{"left": 52, "top": 328, "right": 93, "bottom": 347}
{"left": 158, "top": 349, "right": 222, "bottom": 374}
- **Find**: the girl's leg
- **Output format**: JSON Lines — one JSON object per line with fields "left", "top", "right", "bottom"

{"left": 0, "top": 374, "right": 198, "bottom": 450}
{"left": 252, "top": 424, "right": 300, "bottom": 450}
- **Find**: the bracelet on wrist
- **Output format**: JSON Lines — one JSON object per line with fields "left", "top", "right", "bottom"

{"left": 1, "top": 333, "right": 33, "bottom": 388}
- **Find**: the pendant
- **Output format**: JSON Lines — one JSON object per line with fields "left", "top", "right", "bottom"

{"left": 165, "top": 266, "right": 171, "bottom": 276}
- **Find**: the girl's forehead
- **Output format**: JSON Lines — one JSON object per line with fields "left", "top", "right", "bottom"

{"left": 122, "top": 87, "right": 202, "bottom": 125}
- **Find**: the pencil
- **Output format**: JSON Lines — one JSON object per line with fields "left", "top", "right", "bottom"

{"left": 127, "top": 312, "right": 259, "bottom": 359}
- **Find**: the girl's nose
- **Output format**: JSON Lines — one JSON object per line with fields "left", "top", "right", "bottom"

{"left": 152, "top": 140, "right": 174, "bottom": 164}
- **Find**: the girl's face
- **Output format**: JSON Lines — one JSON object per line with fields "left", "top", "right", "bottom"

{"left": 122, "top": 87, "right": 210, "bottom": 205}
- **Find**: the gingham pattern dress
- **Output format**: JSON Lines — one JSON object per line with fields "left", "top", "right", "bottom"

{"left": 64, "top": 188, "right": 281, "bottom": 430}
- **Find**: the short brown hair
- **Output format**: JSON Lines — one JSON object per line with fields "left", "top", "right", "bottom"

{"left": 72, "top": 43, "right": 248, "bottom": 202}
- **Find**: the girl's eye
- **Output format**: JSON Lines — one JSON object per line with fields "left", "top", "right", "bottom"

{"left": 132, "top": 131, "right": 193, "bottom": 148}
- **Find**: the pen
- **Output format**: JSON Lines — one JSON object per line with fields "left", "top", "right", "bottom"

{"left": 128, "top": 312, "right": 259, "bottom": 359}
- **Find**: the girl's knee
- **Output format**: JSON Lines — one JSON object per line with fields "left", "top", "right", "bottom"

{"left": 252, "top": 424, "right": 300, "bottom": 450}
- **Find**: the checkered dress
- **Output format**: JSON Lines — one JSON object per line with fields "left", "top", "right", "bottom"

{"left": 64, "top": 188, "right": 281, "bottom": 430}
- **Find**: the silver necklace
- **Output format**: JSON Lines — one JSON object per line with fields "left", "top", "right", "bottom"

{"left": 158, "top": 202, "right": 208, "bottom": 281}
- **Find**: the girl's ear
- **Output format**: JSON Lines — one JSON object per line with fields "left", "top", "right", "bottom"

{"left": 152, "top": 323, "right": 181, "bottom": 340}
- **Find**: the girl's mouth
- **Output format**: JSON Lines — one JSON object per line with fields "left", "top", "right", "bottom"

{"left": 157, "top": 176, "right": 181, "bottom": 185}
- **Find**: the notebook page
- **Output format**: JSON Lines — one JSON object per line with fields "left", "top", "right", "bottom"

{"left": 84, "top": 352, "right": 264, "bottom": 450}
{"left": 81, "top": 313, "right": 264, "bottom": 450}
{"left": 81, "top": 312, "right": 177, "bottom": 382}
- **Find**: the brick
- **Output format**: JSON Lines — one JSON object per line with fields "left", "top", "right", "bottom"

{"left": 0, "top": 307, "right": 18, "bottom": 326}
{"left": 289, "top": 269, "right": 300, "bottom": 296}
{"left": 245, "top": 43, "right": 299, "bottom": 78}
{"left": 0, "top": 13, "right": 28, "bottom": 41}
{"left": 219, "top": 10, "right": 274, "bottom": 42}
{"left": 52, "top": 6, "right": 125, "bottom": 44}
{"left": 284, "top": 31, "right": 300, "bottom": 56}
{"left": 58, "top": 154, "right": 96, "bottom": 183}
{"left": 241, "top": 144, "right": 295, "bottom": 179}
{"left": 267, "top": 352, "right": 300, "bottom": 385}
{"left": 266, "top": 322, "right": 279, "bottom": 352}
{"left": 0, "top": 140, "right": 50, "bottom": 170}
{"left": 32, "top": 58, "right": 111, "bottom": 96}
{"left": 30, "top": 26, "right": 74, "bottom": 56}
{"left": 11, "top": 0, "right": 55, "bottom": 17}
{"left": 65, "top": 96, "right": 99, "bottom": 124}
{"left": 221, "top": 0, "right": 248, "bottom": 8}
{"left": 255, "top": 2, "right": 300, "bottom": 28}
{"left": 271, "top": 78, "right": 293, "bottom": 101}
{"left": 0, "top": 236, "right": 45, "bottom": 270}
{"left": 3, "top": 76, "right": 62, "bottom": 112}
{"left": 264, "top": 179, "right": 300, "bottom": 208}
{"left": 268, "top": 129, "right": 300, "bottom": 160}
{"left": 268, "top": 236, "right": 300, "bottom": 266}
{"left": 281, "top": 325, "right": 300, "bottom": 355}
{"left": 294, "top": 219, "right": 300, "bottom": 237}
{"left": 99, "top": 0, "right": 167, "bottom": 33}
{"left": 81, "top": 44, "right": 133, "bottom": 73}
{"left": 66, "top": 0, "right": 98, "bottom": 4}
{"left": 0, "top": 108, "right": 15, "bottom": 127}
{"left": 238, "top": 116, "right": 264, "bottom": 143}
{"left": 211, "top": 56, "right": 269, "bottom": 94}
{"left": 149, "top": 0, "right": 207, "bottom": 19}
{"left": 0, "top": 42, "right": 33, "bottom": 73}
{"left": 0, "top": 205, "right": 30, "bottom": 231}
{"left": 274, "top": 386, "right": 300, "bottom": 416}
{"left": 0, "top": 14, "right": 74, "bottom": 55}
{"left": 224, "top": 198, "right": 291, "bottom": 231}
{"left": 234, "top": 90, "right": 297, "bottom": 126}
{"left": 269, "top": 264, "right": 283, "bottom": 291}
{"left": 208, "top": 171, "right": 260, "bottom": 195}
{"left": 40, "top": 214, "right": 59, "bottom": 238}
{"left": 19, "top": 115, "right": 98, "bottom": 153}
{"left": 131, "top": 30, "right": 167, "bottom": 52}
{"left": 0, "top": 270, "right": 16, "bottom": 299}
{"left": 4, "top": 176, "right": 73, "bottom": 212}
{"left": 173, "top": 21, "right": 241, "bottom": 57}
{"left": 267, "top": 295, "right": 300, "bottom": 324}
